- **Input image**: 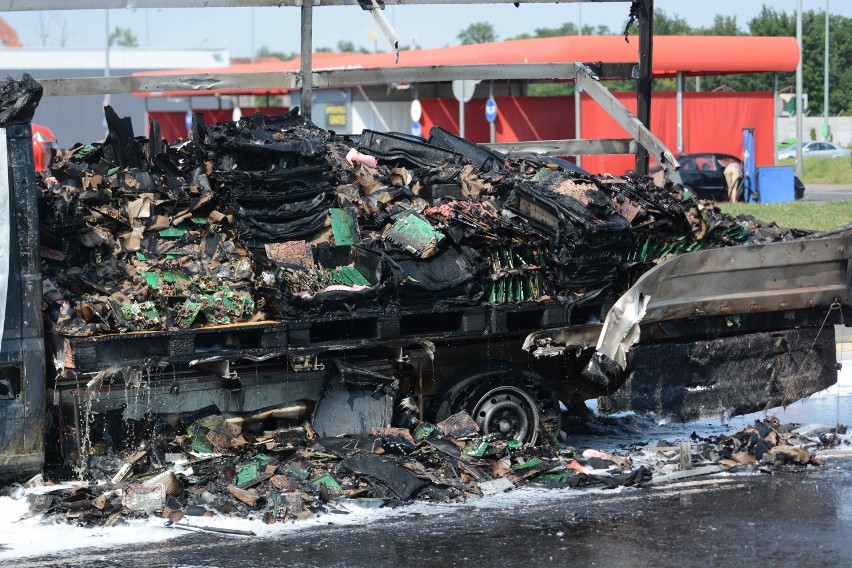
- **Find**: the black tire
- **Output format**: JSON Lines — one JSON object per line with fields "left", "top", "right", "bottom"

{"left": 434, "top": 362, "right": 560, "bottom": 446}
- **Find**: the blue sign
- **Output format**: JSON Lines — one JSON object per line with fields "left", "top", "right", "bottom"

{"left": 411, "top": 121, "right": 422, "bottom": 137}
{"left": 485, "top": 97, "right": 497, "bottom": 123}
{"left": 185, "top": 110, "right": 193, "bottom": 133}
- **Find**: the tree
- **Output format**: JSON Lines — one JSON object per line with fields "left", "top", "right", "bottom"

{"left": 697, "top": 15, "right": 740, "bottom": 36}
{"left": 336, "top": 40, "right": 370, "bottom": 54}
{"left": 457, "top": 22, "right": 497, "bottom": 45}
{"left": 651, "top": 10, "right": 692, "bottom": 35}
{"left": 256, "top": 46, "right": 295, "bottom": 61}
{"left": 624, "top": 9, "right": 691, "bottom": 37}
{"left": 337, "top": 40, "right": 356, "bottom": 52}
{"left": 512, "top": 22, "right": 609, "bottom": 40}
{"left": 701, "top": 7, "right": 852, "bottom": 115}
{"left": 108, "top": 26, "right": 138, "bottom": 47}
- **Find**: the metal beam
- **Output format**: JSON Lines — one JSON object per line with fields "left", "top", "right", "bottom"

{"left": 40, "top": 61, "right": 643, "bottom": 98}
{"left": 485, "top": 138, "right": 635, "bottom": 157}
{"left": 40, "top": 63, "right": 581, "bottom": 97}
{"left": 0, "top": 0, "right": 626, "bottom": 9}
{"left": 575, "top": 83, "right": 582, "bottom": 167}
{"left": 40, "top": 73, "right": 301, "bottom": 97}
{"left": 300, "top": 0, "right": 313, "bottom": 120}
{"left": 573, "top": 62, "right": 681, "bottom": 185}
{"left": 312, "top": 63, "right": 576, "bottom": 87}
{"left": 635, "top": 0, "right": 653, "bottom": 175}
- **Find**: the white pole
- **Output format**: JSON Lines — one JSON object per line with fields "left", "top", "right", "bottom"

{"left": 250, "top": 7, "right": 255, "bottom": 62}
{"left": 489, "top": 81, "right": 495, "bottom": 144}
{"left": 824, "top": 0, "right": 830, "bottom": 140}
{"left": 104, "top": 9, "right": 111, "bottom": 113}
{"left": 574, "top": 84, "right": 582, "bottom": 168}
{"left": 459, "top": 82, "right": 465, "bottom": 138}
{"left": 795, "top": 0, "right": 803, "bottom": 176}
{"left": 676, "top": 71, "right": 683, "bottom": 154}
{"left": 773, "top": 73, "right": 779, "bottom": 165}
{"left": 104, "top": 9, "right": 110, "bottom": 79}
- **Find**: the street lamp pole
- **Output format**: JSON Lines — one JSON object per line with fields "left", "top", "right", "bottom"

{"left": 104, "top": 9, "right": 111, "bottom": 114}
{"left": 795, "top": 0, "right": 803, "bottom": 175}
{"left": 824, "top": 0, "right": 830, "bottom": 141}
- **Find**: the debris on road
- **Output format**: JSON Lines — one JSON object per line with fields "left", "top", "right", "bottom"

{"left": 12, "top": 412, "right": 846, "bottom": 530}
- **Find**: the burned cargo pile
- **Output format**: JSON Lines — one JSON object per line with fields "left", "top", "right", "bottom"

{"left": 27, "top": 409, "right": 653, "bottom": 528}
{"left": 24, "top": 412, "right": 841, "bottom": 529}
{"left": 39, "top": 107, "right": 771, "bottom": 336}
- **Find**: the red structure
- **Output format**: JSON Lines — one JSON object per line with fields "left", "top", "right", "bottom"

{"left": 137, "top": 35, "right": 797, "bottom": 174}
{"left": 148, "top": 108, "right": 287, "bottom": 142}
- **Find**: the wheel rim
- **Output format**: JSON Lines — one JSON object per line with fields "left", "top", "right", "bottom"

{"left": 472, "top": 386, "right": 540, "bottom": 444}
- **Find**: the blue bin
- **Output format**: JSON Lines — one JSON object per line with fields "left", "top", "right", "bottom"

{"left": 757, "top": 166, "right": 795, "bottom": 203}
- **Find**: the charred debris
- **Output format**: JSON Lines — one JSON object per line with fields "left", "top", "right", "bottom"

{"left": 18, "top": 104, "right": 842, "bottom": 529}
{"left": 18, "top": 409, "right": 846, "bottom": 529}
{"left": 39, "top": 106, "right": 801, "bottom": 337}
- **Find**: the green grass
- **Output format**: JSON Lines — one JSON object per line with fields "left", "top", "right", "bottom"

{"left": 718, "top": 200, "right": 852, "bottom": 231}
{"left": 778, "top": 157, "right": 852, "bottom": 185}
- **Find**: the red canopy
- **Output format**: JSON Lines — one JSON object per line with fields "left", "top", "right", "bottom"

{"left": 134, "top": 35, "right": 799, "bottom": 97}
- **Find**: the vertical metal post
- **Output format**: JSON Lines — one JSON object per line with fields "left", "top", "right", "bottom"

{"left": 773, "top": 73, "right": 779, "bottom": 164}
{"left": 459, "top": 82, "right": 465, "bottom": 138}
{"left": 0, "top": 123, "right": 46, "bottom": 478}
{"left": 104, "top": 9, "right": 111, "bottom": 112}
{"left": 574, "top": 84, "right": 582, "bottom": 168}
{"left": 104, "top": 9, "right": 110, "bottom": 79}
{"left": 824, "top": 0, "right": 830, "bottom": 140}
{"left": 250, "top": 7, "right": 256, "bottom": 63}
{"left": 795, "top": 0, "right": 803, "bottom": 175}
{"left": 300, "top": 0, "right": 314, "bottom": 120}
{"left": 676, "top": 71, "right": 683, "bottom": 155}
{"left": 635, "top": 0, "right": 654, "bottom": 175}
{"left": 488, "top": 81, "right": 495, "bottom": 144}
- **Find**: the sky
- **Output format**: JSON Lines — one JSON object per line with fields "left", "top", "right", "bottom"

{"left": 2, "top": 1, "right": 850, "bottom": 58}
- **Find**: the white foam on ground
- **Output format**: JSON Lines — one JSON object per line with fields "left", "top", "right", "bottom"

{"left": 0, "top": 482, "right": 608, "bottom": 561}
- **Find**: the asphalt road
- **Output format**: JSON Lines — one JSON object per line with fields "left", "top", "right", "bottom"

{"left": 802, "top": 183, "right": 852, "bottom": 202}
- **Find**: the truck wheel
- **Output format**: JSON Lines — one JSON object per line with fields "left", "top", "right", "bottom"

{"left": 435, "top": 364, "right": 559, "bottom": 446}
{"left": 471, "top": 383, "right": 539, "bottom": 442}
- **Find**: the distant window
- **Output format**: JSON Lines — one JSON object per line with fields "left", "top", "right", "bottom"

{"left": 716, "top": 156, "right": 740, "bottom": 169}
{"left": 693, "top": 156, "right": 717, "bottom": 171}
{"left": 681, "top": 157, "right": 698, "bottom": 171}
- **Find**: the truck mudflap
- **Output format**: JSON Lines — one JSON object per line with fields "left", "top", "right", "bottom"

{"left": 525, "top": 231, "right": 852, "bottom": 413}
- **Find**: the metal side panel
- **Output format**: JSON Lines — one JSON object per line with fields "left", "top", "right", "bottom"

{"left": 599, "top": 326, "right": 838, "bottom": 422}
{"left": 0, "top": 131, "right": 9, "bottom": 351}
{"left": 0, "top": 124, "right": 46, "bottom": 482}
{"left": 596, "top": 233, "right": 852, "bottom": 367}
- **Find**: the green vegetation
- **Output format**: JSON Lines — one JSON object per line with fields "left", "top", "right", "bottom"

{"left": 719, "top": 200, "right": 852, "bottom": 231}
{"left": 778, "top": 158, "right": 852, "bottom": 185}
{"left": 108, "top": 26, "right": 138, "bottom": 47}
{"left": 456, "top": 22, "right": 498, "bottom": 45}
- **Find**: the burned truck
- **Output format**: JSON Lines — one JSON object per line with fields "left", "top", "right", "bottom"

{"left": 0, "top": 74, "right": 850, "bottom": 481}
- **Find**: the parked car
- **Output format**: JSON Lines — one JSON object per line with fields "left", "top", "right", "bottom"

{"left": 777, "top": 141, "right": 851, "bottom": 161}
{"left": 651, "top": 153, "right": 805, "bottom": 201}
